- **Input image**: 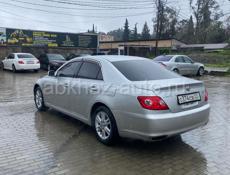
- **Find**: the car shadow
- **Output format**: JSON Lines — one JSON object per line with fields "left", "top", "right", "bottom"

{"left": 34, "top": 110, "right": 207, "bottom": 175}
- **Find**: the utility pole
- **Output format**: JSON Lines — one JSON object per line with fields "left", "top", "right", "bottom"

{"left": 155, "top": 0, "right": 161, "bottom": 56}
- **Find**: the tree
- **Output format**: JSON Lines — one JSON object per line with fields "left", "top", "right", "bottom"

{"left": 142, "top": 22, "right": 151, "bottom": 40}
{"left": 189, "top": 0, "right": 221, "bottom": 43}
{"left": 206, "top": 21, "right": 226, "bottom": 43}
{"left": 133, "top": 23, "right": 138, "bottom": 40}
{"left": 107, "top": 28, "right": 123, "bottom": 41}
{"left": 88, "top": 24, "right": 96, "bottom": 33}
{"left": 175, "top": 16, "right": 195, "bottom": 44}
{"left": 123, "top": 18, "right": 130, "bottom": 41}
{"left": 187, "top": 16, "right": 195, "bottom": 43}
{"left": 153, "top": 1, "right": 178, "bottom": 39}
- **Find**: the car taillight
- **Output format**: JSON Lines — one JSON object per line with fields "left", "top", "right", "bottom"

{"left": 37, "top": 60, "right": 40, "bottom": 64}
{"left": 205, "top": 89, "right": 208, "bottom": 101}
{"left": 160, "top": 62, "right": 166, "bottom": 67}
{"left": 137, "top": 96, "right": 169, "bottom": 110}
{"left": 18, "top": 60, "right": 24, "bottom": 64}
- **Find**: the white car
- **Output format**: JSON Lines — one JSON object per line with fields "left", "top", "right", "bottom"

{"left": 0, "top": 34, "right": 6, "bottom": 44}
{"left": 2, "top": 53, "right": 40, "bottom": 72}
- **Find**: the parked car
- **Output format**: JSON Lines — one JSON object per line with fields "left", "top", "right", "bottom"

{"left": 38, "top": 53, "right": 66, "bottom": 70}
{"left": 0, "top": 33, "right": 6, "bottom": 44}
{"left": 153, "top": 55, "right": 205, "bottom": 76}
{"left": 92, "top": 52, "right": 106, "bottom": 55}
{"left": 66, "top": 53, "right": 91, "bottom": 61}
{"left": 34, "top": 55, "right": 210, "bottom": 145}
{"left": 2, "top": 53, "right": 40, "bottom": 72}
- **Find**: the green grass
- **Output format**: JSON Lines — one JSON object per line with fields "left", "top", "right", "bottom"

{"left": 205, "top": 63, "right": 230, "bottom": 68}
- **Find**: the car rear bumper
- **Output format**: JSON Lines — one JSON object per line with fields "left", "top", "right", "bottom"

{"left": 17, "top": 64, "right": 40, "bottom": 70}
{"left": 114, "top": 104, "right": 210, "bottom": 141}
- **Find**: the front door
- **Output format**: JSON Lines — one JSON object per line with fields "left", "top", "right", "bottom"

{"left": 54, "top": 61, "right": 83, "bottom": 111}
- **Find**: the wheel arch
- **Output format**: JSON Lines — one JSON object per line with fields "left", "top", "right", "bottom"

{"left": 172, "top": 67, "right": 179, "bottom": 72}
{"left": 33, "top": 84, "right": 41, "bottom": 94}
{"left": 90, "top": 102, "right": 113, "bottom": 126}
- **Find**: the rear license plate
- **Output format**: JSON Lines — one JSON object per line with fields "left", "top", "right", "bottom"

{"left": 177, "top": 92, "right": 201, "bottom": 105}
{"left": 27, "top": 61, "right": 34, "bottom": 64}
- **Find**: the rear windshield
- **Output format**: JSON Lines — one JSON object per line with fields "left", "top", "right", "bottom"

{"left": 17, "top": 54, "right": 35, "bottom": 59}
{"left": 112, "top": 60, "right": 179, "bottom": 81}
{"left": 47, "top": 54, "right": 65, "bottom": 61}
{"left": 154, "top": 55, "right": 173, "bottom": 62}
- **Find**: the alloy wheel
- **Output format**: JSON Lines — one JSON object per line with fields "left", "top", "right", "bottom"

{"left": 35, "top": 89, "right": 43, "bottom": 109}
{"left": 199, "top": 67, "right": 204, "bottom": 76}
{"left": 95, "top": 111, "right": 112, "bottom": 140}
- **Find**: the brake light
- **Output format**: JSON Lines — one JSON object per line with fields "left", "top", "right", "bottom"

{"left": 37, "top": 60, "right": 40, "bottom": 64}
{"left": 205, "top": 89, "right": 208, "bottom": 101}
{"left": 160, "top": 62, "right": 166, "bottom": 67}
{"left": 18, "top": 60, "right": 24, "bottom": 64}
{"left": 137, "top": 96, "right": 169, "bottom": 110}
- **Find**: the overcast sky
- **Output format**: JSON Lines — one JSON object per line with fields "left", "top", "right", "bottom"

{"left": 0, "top": 0, "right": 229, "bottom": 34}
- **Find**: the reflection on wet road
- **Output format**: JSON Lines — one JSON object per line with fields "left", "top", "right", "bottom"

{"left": 0, "top": 70, "right": 229, "bottom": 175}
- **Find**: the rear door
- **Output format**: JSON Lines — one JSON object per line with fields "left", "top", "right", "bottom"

{"left": 71, "top": 60, "right": 103, "bottom": 120}
{"left": 183, "top": 56, "right": 199, "bottom": 75}
{"left": 3, "top": 54, "right": 12, "bottom": 69}
{"left": 174, "top": 56, "right": 188, "bottom": 75}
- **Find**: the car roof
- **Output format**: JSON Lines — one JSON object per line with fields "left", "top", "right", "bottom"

{"left": 72, "top": 55, "right": 147, "bottom": 63}
{"left": 165, "top": 55, "right": 187, "bottom": 57}
{"left": 13, "top": 53, "right": 33, "bottom": 55}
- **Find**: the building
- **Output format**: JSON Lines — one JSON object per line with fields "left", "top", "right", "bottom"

{"left": 180, "top": 43, "right": 229, "bottom": 51}
{"left": 99, "top": 38, "right": 186, "bottom": 57}
{"left": 99, "top": 34, "right": 114, "bottom": 42}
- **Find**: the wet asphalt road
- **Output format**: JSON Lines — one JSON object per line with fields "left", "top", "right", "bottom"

{"left": 0, "top": 70, "right": 230, "bottom": 175}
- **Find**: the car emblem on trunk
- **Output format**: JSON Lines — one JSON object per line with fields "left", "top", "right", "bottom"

{"left": 185, "top": 85, "right": 191, "bottom": 91}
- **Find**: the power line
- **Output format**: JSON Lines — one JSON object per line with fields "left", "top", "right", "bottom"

{"left": 0, "top": 2, "right": 155, "bottom": 18}
{"left": 6, "top": 0, "right": 154, "bottom": 11}
{"left": 0, "top": 9, "right": 89, "bottom": 32}
{"left": 41, "top": 0, "right": 153, "bottom": 9}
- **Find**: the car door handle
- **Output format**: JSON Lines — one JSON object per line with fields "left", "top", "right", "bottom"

{"left": 90, "top": 86, "right": 98, "bottom": 92}
{"left": 63, "top": 83, "right": 69, "bottom": 87}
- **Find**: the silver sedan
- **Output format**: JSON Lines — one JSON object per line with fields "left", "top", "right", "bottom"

{"left": 154, "top": 55, "right": 205, "bottom": 76}
{"left": 34, "top": 55, "right": 210, "bottom": 145}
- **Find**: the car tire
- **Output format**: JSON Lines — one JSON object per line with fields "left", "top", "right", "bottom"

{"left": 1, "top": 62, "right": 4, "bottom": 70}
{"left": 12, "top": 65, "right": 17, "bottom": 73}
{"left": 34, "top": 69, "right": 39, "bottom": 73}
{"left": 92, "top": 106, "right": 119, "bottom": 145}
{"left": 34, "top": 87, "right": 48, "bottom": 111}
{"left": 173, "top": 68, "right": 179, "bottom": 74}
{"left": 197, "top": 67, "right": 204, "bottom": 76}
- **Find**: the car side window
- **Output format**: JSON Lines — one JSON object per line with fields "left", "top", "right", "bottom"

{"left": 175, "top": 56, "right": 185, "bottom": 63}
{"left": 57, "top": 61, "right": 82, "bottom": 78}
{"left": 183, "top": 56, "right": 193, "bottom": 63}
{"left": 97, "top": 70, "right": 103, "bottom": 80}
{"left": 7, "top": 54, "right": 14, "bottom": 59}
{"left": 77, "top": 61, "right": 102, "bottom": 80}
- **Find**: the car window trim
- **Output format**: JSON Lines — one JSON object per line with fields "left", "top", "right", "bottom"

{"left": 56, "top": 61, "right": 82, "bottom": 78}
{"left": 175, "top": 56, "right": 185, "bottom": 63}
{"left": 183, "top": 56, "right": 193, "bottom": 63}
{"left": 76, "top": 59, "right": 104, "bottom": 81}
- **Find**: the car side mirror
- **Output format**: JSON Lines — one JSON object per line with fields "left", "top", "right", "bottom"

{"left": 48, "top": 70, "right": 55, "bottom": 76}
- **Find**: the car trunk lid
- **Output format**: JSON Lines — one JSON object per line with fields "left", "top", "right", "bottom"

{"left": 133, "top": 77, "right": 206, "bottom": 113}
